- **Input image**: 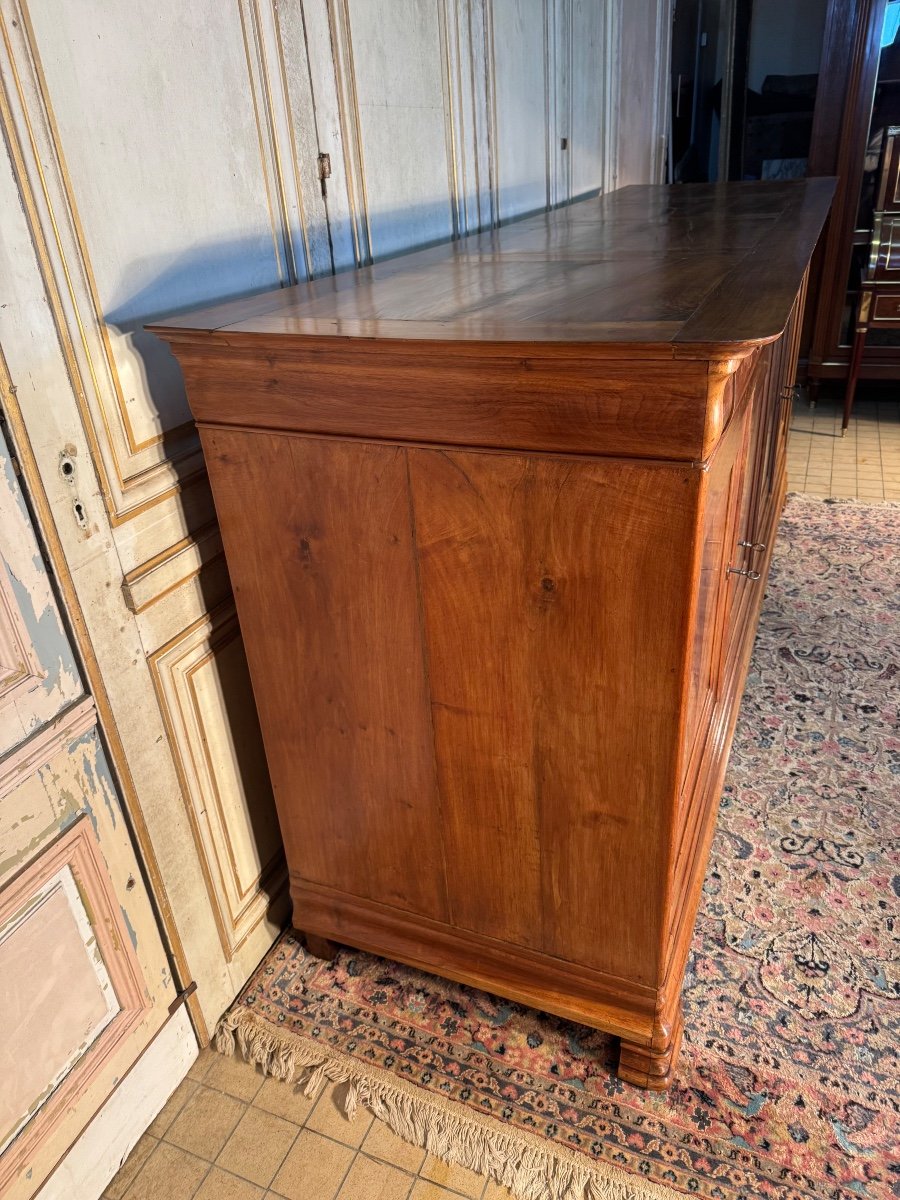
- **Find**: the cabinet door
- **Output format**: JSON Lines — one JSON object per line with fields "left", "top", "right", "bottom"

{"left": 744, "top": 282, "right": 805, "bottom": 547}
{"left": 684, "top": 406, "right": 750, "bottom": 773}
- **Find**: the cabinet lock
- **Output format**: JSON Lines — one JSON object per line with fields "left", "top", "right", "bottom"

{"left": 728, "top": 565, "right": 761, "bottom": 581}
{"left": 738, "top": 539, "right": 766, "bottom": 553}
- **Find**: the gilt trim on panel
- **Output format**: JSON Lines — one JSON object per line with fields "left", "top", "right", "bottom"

{"left": 601, "top": 0, "right": 622, "bottom": 196}
{"left": 236, "top": 0, "right": 300, "bottom": 285}
{"left": 437, "top": 0, "right": 463, "bottom": 239}
{"left": 148, "top": 605, "right": 287, "bottom": 963}
{"left": 0, "top": 3, "right": 204, "bottom": 524}
{"left": 325, "top": 0, "right": 373, "bottom": 264}
{"left": 544, "top": 0, "right": 556, "bottom": 209}
{"left": 482, "top": 0, "right": 500, "bottom": 225}
{"left": 257, "top": 0, "right": 336, "bottom": 277}
{"left": 653, "top": 0, "right": 673, "bottom": 184}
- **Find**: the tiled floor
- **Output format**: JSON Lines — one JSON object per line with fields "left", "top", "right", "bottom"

{"left": 786, "top": 393, "right": 900, "bottom": 498}
{"left": 104, "top": 1045, "right": 508, "bottom": 1200}
{"left": 105, "top": 391, "right": 898, "bottom": 1200}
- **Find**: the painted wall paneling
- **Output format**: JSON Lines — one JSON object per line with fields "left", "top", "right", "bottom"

{"left": 0, "top": 9, "right": 670, "bottom": 1182}
{"left": 0, "top": 0, "right": 298, "bottom": 1037}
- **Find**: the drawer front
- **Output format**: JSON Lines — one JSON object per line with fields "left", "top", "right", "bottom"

{"left": 871, "top": 292, "right": 900, "bottom": 323}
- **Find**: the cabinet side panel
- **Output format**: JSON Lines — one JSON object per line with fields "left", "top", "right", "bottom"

{"left": 199, "top": 427, "right": 448, "bottom": 922}
{"left": 409, "top": 448, "right": 697, "bottom": 983}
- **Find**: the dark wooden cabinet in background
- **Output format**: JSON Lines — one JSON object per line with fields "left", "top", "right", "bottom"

{"left": 806, "top": 0, "right": 900, "bottom": 394}
{"left": 151, "top": 180, "right": 832, "bottom": 1089}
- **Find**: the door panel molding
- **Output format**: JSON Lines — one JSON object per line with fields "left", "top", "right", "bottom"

{"left": 0, "top": 696, "right": 94, "bottom": 800}
{"left": 149, "top": 606, "right": 288, "bottom": 963}
{"left": 0, "top": 817, "right": 152, "bottom": 1195}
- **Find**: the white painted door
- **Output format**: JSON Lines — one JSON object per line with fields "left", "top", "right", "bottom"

{"left": 0, "top": 421, "right": 190, "bottom": 1200}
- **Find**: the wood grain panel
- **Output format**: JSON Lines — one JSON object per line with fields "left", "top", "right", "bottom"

{"left": 409, "top": 448, "right": 697, "bottom": 981}
{"left": 178, "top": 346, "right": 712, "bottom": 462}
{"left": 290, "top": 876, "right": 657, "bottom": 1042}
{"left": 151, "top": 180, "right": 835, "bottom": 347}
{"left": 200, "top": 427, "right": 448, "bottom": 921}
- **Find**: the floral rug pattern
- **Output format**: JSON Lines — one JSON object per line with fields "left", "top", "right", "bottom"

{"left": 236, "top": 497, "right": 899, "bottom": 1200}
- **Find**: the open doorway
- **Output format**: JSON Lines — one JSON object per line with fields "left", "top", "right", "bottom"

{"left": 670, "top": 0, "right": 829, "bottom": 182}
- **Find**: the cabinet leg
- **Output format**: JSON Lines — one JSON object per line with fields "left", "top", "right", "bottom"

{"left": 302, "top": 932, "right": 341, "bottom": 962}
{"left": 617, "top": 1008, "right": 683, "bottom": 1090}
{"left": 807, "top": 377, "right": 819, "bottom": 409}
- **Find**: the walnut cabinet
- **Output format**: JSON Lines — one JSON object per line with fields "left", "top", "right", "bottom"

{"left": 151, "top": 180, "right": 832, "bottom": 1088}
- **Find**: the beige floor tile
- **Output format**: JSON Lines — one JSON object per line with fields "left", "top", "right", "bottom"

{"left": 148, "top": 1079, "right": 199, "bottom": 1139}
{"left": 409, "top": 1181, "right": 467, "bottom": 1200}
{"left": 203, "top": 1051, "right": 266, "bottom": 1103}
{"left": 105, "top": 1134, "right": 159, "bottom": 1199}
{"left": 217, "top": 1106, "right": 298, "bottom": 1187}
{"left": 188, "top": 1049, "right": 217, "bottom": 1083}
{"left": 166, "top": 1084, "right": 246, "bottom": 1161}
{"left": 830, "top": 482, "right": 857, "bottom": 498}
{"left": 362, "top": 1120, "right": 427, "bottom": 1174}
{"left": 305, "top": 1085, "right": 373, "bottom": 1148}
{"left": 195, "top": 1167, "right": 265, "bottom": 1200}
{"left": 270, "top": 1129, "right": 355, "bottom": 1200}
{"left": 337, "top": 1155, "right": 413, "bottom": 1200}
{"left": 253, "top": 1076, "right": 317, "bottom": 1126}
{"left": 420, "top": 1155, "right": 485, "bottom": 1199}
{"left": 122, "top": 1141, "right": 209, "bottom": 1200}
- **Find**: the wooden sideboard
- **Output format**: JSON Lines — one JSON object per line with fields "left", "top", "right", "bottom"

{"left": 150, "top": 179, "right": 833, "bottom": 1089}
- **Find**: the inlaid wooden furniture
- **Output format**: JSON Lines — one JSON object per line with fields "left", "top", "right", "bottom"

{"left": 806, "top": 0, "right": 900, "bottom": 399}
{"left": 150, "top": 179, "right": 833, "bottom": 1089}
{"left": 844, "top": 125, "right": 900, "bottom": 429}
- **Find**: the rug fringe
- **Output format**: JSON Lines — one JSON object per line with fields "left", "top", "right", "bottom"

{"left": 216, "top": 1006, "right": 680, "bottom": 1200}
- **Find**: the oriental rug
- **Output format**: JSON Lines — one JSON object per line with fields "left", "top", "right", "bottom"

{"left": 218, "top": 495, "right": 899, "bottom": 1200}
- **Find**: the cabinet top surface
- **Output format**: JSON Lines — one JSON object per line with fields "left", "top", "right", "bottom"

{"left": 150, "top": 180, "right": 834, "bottom": 351}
